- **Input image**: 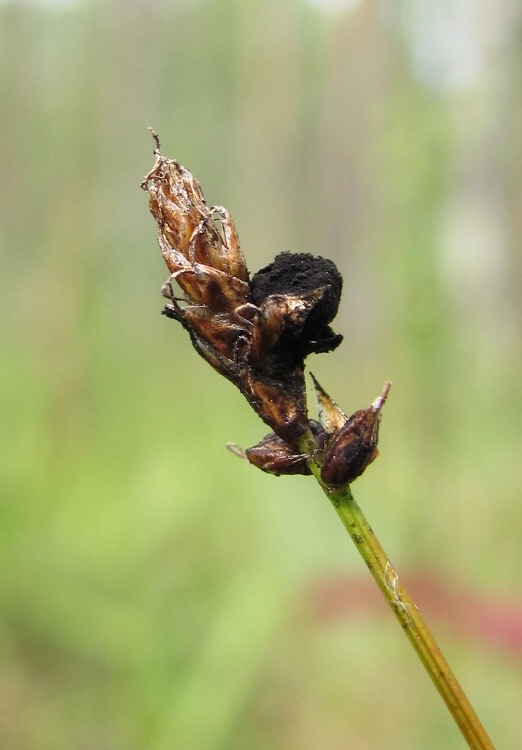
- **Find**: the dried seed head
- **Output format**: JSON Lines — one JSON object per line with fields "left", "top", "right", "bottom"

{"left": 319, "top": 381, "right": 391, "bottom": 486}
{"left": 142, "top": 133, "right": 391, "bottom": 480}
{"left": 245, "top": 432, "right": 312, "bottom": 476}
{"left": 141, "top": 135, "right": 344, "bottom": 443}
{"left": 228, "top": 420, "right": 326, "bottom": 477}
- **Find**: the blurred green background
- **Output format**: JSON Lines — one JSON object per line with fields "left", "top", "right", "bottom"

{"left": 1, "top": 0, "right": 522, "bottom": 747}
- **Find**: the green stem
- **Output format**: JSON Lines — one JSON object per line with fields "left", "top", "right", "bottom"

{"left": 301, "top": 438, "right": 495, "bottom": 750}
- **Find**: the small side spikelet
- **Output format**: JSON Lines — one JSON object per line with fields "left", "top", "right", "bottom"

{"left": 317, "top": 380, "right": 391, "bottom": 486}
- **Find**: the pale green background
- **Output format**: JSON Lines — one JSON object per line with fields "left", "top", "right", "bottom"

{"left": 1, "top": 0, "right": 521, "bottom": 748}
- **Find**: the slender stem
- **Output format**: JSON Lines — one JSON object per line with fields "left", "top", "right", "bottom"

{"left": 301, "top": 439, "right": 495, "bottom": 750}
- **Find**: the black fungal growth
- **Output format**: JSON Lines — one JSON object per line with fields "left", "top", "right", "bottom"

{"left": 250, "top": 252, "right": 343, "bottom": 358}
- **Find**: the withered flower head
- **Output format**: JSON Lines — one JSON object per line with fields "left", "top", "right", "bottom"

{"left": 228, "top": 420, "right": 326, "bottom": 477}
{"left": 314, "top": 377, "right": 391, "bottom": 486}
{"left": 142, "top": 132, "right": 389, "bottom": 485}
{"left": 141, "top": 131, "right": 342, "bottom": 443}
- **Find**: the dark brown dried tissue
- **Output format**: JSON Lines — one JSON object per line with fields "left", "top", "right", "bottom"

{"left": 141, "top": 132, "right": 390, "bottom": 486}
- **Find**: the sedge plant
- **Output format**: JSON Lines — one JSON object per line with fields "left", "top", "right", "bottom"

{"left": 141, "top": 130, "right": 495, "bottom": 750}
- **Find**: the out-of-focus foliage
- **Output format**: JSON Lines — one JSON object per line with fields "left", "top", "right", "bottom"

{"left": 1, "top": 0, "right": 521, "bottom": 748}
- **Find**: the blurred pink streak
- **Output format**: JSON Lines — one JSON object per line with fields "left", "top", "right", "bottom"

{"left": 308, "top": 571, "right": 522, "bottom": 660}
